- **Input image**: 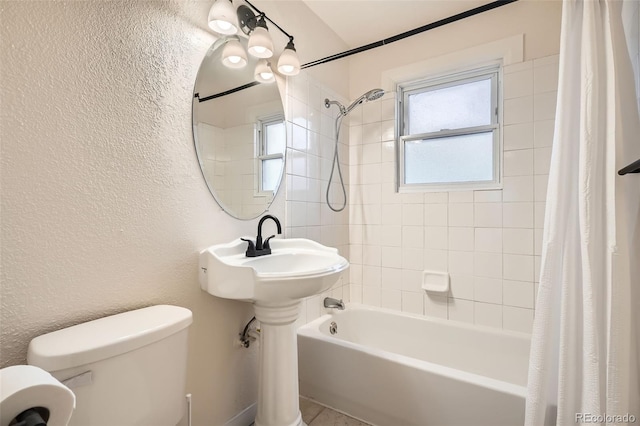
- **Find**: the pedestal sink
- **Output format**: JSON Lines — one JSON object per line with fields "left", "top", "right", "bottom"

{"left": 199, "top": 238, "right": 349, "bottom": 426}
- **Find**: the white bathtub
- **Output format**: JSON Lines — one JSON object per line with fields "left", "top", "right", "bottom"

{"left": 297, "top": 304, "right": 530, "bottom": 426}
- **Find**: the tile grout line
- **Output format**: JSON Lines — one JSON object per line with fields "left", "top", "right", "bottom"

{"left": 306, "top": 407, "right": 326, "bottom": 425}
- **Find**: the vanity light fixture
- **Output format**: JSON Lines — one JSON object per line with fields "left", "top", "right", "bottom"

{"left": 221, "top": 36, "right": 248, "bottom": 69}
{"left": 208, "top": 0, "right": 238, "bottom": 35}
{"left": 277, "top": 38, "right": 300, "bottom": 76}
{"left": 254, "top": 59, "right": 275, "bottom": 83}
{"left": 209, "top": 0, "right": 300, "bottom": 78}
{"left": 247, "top": 15, "right": 274, "bottom": 58}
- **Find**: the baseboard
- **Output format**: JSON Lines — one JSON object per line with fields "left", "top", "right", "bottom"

{"left": 224, "top": 403, "right": 257, "bottom": 426}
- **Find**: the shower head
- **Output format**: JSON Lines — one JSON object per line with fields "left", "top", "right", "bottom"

{"left": 324, "top": 88, "right": 385, "bottom": 117}
{"left": 366, "top": 88, "right": 385, "bottom": 101}
{"left": 344, "top": 89, "right": 385, "bottom": 114}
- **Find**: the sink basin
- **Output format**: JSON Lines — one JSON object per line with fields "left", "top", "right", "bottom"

{"left": 199, "top": 238, "right": 349, "bottom": 303}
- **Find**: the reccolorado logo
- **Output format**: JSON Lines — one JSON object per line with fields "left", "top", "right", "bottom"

{"left": 575, "top": 413, "right": 637, "bottom": 423}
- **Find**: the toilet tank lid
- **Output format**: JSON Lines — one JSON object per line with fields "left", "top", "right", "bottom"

{"left": 27, "top": 305, "right": 193, "bottom": 372}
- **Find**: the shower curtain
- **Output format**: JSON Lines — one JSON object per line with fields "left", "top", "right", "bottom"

{"left": 525, "top": 1, "right": 640, "bottom": 425}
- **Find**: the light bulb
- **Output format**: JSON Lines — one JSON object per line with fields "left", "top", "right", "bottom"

{"left": 255, "top": 60, "right": 275, "bottom": 83}
{"left": 215, "top": 20, "right": 233, "bottom": 32}
{"left": 280, "top": 64, "right": 294, "bottom": 74}
{"left": 252, "top": 46, "right": 268, "bottom": 55}
{"left": 208, "top": 0, "right": 238, "bottom": 35}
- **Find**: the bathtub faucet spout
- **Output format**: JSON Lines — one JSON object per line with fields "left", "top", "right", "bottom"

{"left": 324, "top": 297, "right": 345, "bottom": 310}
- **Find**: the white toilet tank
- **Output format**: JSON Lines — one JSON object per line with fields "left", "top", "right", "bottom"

{"left": 27, "top": 305, "right": 193, "bottom": 426}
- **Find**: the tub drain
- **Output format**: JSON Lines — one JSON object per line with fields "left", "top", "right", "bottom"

{"left": 329, "top": 321, "right": 337, "bottom": 335}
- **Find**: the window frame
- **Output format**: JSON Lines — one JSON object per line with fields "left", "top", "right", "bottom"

{"left": 255, "top": 114, "right": 285, "bottom": 196}
{"left": 396, "top": 65, "right": 502, "bottom": 192}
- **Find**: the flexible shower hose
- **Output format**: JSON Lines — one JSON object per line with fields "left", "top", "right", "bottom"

{"left": 326, "top": 113, "right": 347, "bottom": 212}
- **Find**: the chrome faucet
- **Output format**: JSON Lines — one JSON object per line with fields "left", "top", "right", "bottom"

{"left": 323, "top": 297, "right": 345, "bottom": 310}
{"left": 241, "top": 214, "right": 282, "bottom": 257}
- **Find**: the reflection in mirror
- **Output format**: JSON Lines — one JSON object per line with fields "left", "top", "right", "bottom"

{"left": 193, "top": 37, "right": 286, "bottom": 220}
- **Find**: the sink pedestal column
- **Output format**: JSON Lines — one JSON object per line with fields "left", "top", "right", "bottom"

{"left": 254, "top": 301, "right": 305, "bottom": 426}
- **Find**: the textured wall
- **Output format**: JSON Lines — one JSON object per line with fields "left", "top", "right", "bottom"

{"left": 0, "top": 1, "right": 348, "bottom": 422}
{"left": 0, "top": 1, "right": 333, "bottom": 424}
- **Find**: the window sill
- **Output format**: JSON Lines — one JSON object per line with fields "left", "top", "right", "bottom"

{"left": 398, "top": 181, "right": 503, "bottom": 193}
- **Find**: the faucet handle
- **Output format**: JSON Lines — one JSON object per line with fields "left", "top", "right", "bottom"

{"left": 263, "top": 235, "right": 276, "bottom": 249}
{"left": 240, "top": 238, "right": 256, "bottom": 256}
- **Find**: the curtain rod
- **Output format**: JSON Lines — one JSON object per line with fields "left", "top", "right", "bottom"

{"left": 195, "top": 81, "right": 260, "bottom": 103}
{"left": 301, "top": 0, "right": 519, "bottom": 69}
{"left": 618, "top": 158, "right": 640, "bottom": 175}
{"left": 197, "top": 0, "right": 519, "bottom": 102}
{"left": 244, "top": 0, "right": 294, "bottom": 41}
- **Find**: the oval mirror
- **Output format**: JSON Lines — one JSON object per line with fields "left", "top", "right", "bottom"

{"left": 193, "top": 37, "right": 286, "bottom": 220}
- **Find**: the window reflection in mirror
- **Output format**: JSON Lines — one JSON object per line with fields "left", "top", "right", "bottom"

{"left": 257, "top": 115, "right": 285, "bottom": 193}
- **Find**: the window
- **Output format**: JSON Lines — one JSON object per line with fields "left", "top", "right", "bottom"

{"left": 256, "top": 115, "right": 285, "bottom": 193}
{"left": 398, "top": 66, "right": 500, "bottom": 191}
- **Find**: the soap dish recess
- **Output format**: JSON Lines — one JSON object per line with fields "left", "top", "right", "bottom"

{"left": 422, "top": 270, "right": 450, "bottom": 293}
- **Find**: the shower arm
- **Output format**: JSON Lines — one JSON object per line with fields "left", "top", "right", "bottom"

{"left": 324, "top": 99, "right": 346, "bottom": 116}
{"left": 325, "top": 89, "right": 385, "bottom": 117}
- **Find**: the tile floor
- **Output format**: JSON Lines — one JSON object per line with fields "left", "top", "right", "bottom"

{"left": 300, "top": 397, "right": 371, "bottom": 426}
{"left": 249, "top": 398, "right": 371, "bottom": 426}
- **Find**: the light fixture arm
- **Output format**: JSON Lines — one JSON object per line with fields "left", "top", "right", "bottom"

{"left": 284, "top": 37, "right": 296, "bottom": 50}
{"left": 243, "top": 0, "right": 294, "bottom": 42}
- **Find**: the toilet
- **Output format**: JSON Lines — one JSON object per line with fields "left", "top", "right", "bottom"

{"left": 27, "top": 305, "right": 193, "bottom": 426}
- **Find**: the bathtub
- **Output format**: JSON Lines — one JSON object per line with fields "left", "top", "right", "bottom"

{"left": 297, "top": 304, "right": 530, "bottom": 426}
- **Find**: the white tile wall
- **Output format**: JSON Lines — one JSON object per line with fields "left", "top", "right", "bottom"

{"left": 285, "top": 55, "right": 562, "bottom": 332}
{"left": 284, "top": 72, "right": 351, "bottom": 328}
{"left": 344, "top": 55, "right": 559, "bottom": 333}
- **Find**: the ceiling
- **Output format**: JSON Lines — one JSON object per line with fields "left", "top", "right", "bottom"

{"left": 300, "top": 0, "right": 496, "bottom": 48}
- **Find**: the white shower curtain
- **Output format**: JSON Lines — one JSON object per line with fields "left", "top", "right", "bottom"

{"left": 525, "top": 0, "right": 640, "bottom": 425}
